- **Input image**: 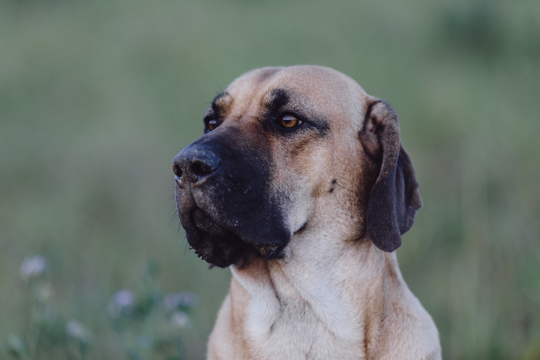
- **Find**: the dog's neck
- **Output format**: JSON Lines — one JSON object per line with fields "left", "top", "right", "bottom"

{"left": 229, "top": 236, "right": 411, "bottom": 357}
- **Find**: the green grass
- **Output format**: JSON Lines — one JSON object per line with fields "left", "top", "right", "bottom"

{"left": 1, "top": 0, "right": 539, "bottom": 358}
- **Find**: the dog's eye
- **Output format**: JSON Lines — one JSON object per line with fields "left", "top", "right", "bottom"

{"left": 208, "top": 119, "right": 218, "bottom": 131}
{"left": 278, "top": 114, "right": 303, "bottom": 128}
{"left": 206, "top": 119, "right": 218, "bottom": 131}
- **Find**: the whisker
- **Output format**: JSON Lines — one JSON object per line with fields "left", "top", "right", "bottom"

{"left": 213, "top": 79, "right": 223, "bottom": 94}
{"left": 169, "top": 201, "right": 179, "bottom": 224}
{"left": 177, "top": 221, "right": 183, "bottom": 235}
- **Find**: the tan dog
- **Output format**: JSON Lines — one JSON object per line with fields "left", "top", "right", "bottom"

{"left": 173, "top": 66, "right": 441, "bottom": 359}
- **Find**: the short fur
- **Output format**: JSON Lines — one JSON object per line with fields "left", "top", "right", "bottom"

{"left": 173, "top": 66, "right": 441, "bottom": 359}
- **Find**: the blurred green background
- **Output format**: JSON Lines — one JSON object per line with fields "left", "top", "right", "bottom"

{"left": 1, "top": 0, "right": 539, "bottom": 358}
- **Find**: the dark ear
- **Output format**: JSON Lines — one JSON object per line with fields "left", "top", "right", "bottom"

{"left": 359, "top": 100, "right": 422, "bottom": 252}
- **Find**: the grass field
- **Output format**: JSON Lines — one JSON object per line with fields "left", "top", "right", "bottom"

{"left": 1, "top": 0, "right": 539, "bottom": 358}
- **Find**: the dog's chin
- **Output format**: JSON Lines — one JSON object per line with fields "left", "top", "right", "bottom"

{"left": 183, "top": 207, "right": 284, "bottom": 268}
{"left": 189, "top": 231, "right": 248, "bottom": 268}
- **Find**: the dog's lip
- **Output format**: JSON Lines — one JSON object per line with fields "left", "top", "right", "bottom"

{"left": 254, "top": 244, "right": 283, "bottom": 260}
{"left": 293, "top": 221, "right": 307, "bottom": 234}
{"left": 188, "top": 207, "right": 286, "bottom": 261}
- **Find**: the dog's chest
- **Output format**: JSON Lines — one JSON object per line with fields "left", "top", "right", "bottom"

{"left": 240, "top": 267, "right": 364, "bottom": 360}
{"left": 253, "top": 302, "right": 362, "bottom": 360}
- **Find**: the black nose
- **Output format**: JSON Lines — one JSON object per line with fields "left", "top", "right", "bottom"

{"left": 173, "top": 147, "right": 221, "bottom": 184}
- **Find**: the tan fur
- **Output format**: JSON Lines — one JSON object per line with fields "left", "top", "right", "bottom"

{"left": 205, "top": 66, "right": 441, "bottom": 359}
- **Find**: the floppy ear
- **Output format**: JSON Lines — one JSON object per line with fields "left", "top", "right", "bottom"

{"left": 359, "top": 100, "right": 422, "bottom": 252}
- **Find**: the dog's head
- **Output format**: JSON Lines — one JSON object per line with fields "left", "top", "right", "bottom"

{"left": 173, "top": 66, "right": 422, "bottom": 268}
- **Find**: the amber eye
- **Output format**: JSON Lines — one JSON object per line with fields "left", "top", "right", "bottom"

{"left": 207, "top": 119, "right": 218, "bottom": 131}
{"left": 278, "top": 114, "right": 302, "bottom": 128}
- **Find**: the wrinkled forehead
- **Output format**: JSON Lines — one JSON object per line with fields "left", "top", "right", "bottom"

{"left": 214, "top": 66, "right": 369, "bottom": 127}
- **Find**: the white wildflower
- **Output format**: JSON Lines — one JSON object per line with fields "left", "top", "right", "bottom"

{"left": 170, "top": 311, "right": 190, "bottom": 329}
{"left": 108, "top": 289, "right": 136, "bottom": 318}
{"left": 20, "top": 255, "right": 46, "bottom": 281}
{"left": 66, "top": 319, "right": 92, "bottom": 343}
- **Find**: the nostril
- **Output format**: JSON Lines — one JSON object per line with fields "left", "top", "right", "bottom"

{"left": 191, "top": 160, "right": 216, "bottom": 177}
{"left": 173, "top": 164, "right": 183, "bottom": 178}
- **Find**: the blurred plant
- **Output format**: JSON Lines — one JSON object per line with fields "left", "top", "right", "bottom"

{"left": 108, "top": 289, "right": 137, "bottom": 319}
{"left": 65, "top": 319, "right": 92, "bottom": 358}
{"left": 20, "top": 255, "right": 46, "bottom": 282}
{"left": 108, "top": 263, "right": 196, "bottom": 360}
{"left": 163, "top": 291, "right": 199, "bottom": 311}
{"left": 3, "top": 257, "right": 197, "bottom": 360}
{"left": 5, "top": 255, "right": 91, "bottom": 360}
{"left": 7, "top": 335, "right": 27, "bottom": 359}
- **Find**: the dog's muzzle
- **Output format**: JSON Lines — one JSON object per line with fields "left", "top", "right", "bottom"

{"left": 173, "top": 130, "right": 290, "bottom": 267}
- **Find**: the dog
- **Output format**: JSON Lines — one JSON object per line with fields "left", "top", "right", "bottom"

{"left": 173, "top": 66, "right": 441, "bottom": 360}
